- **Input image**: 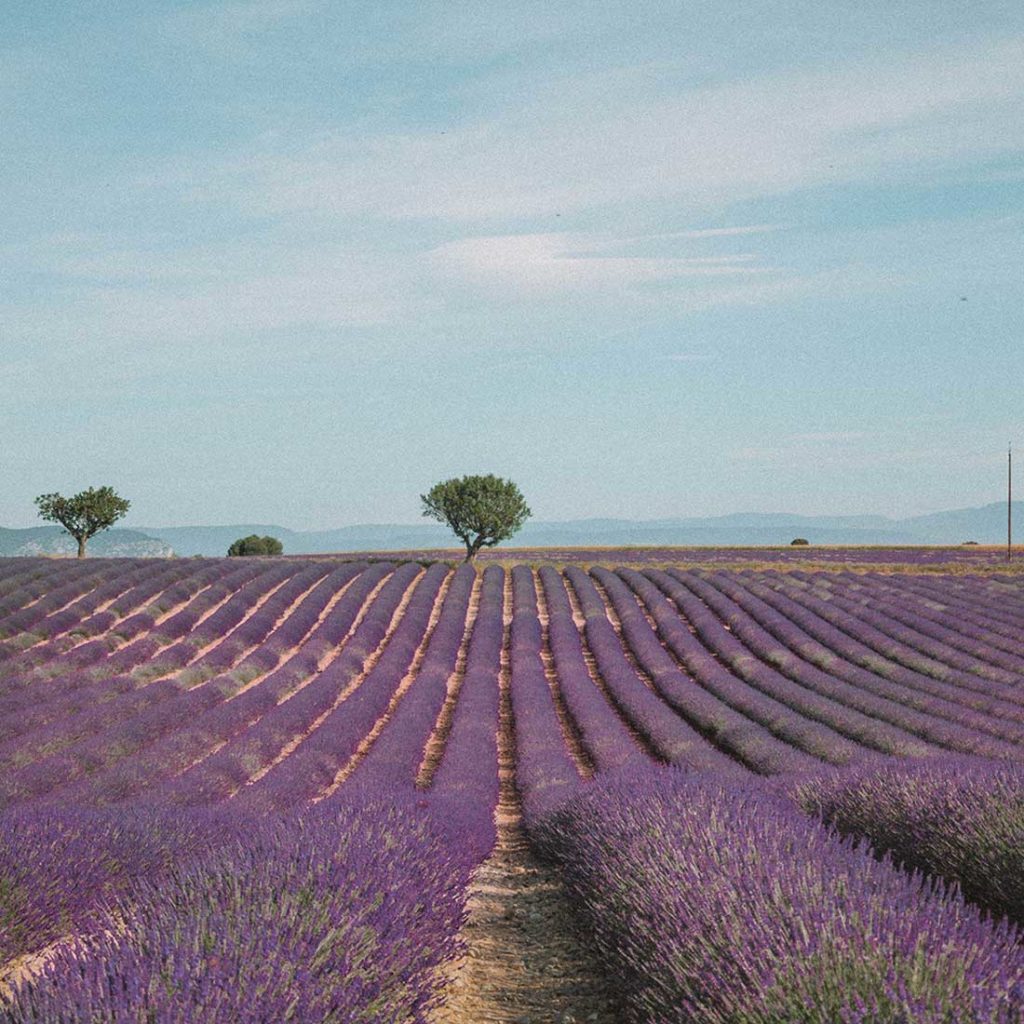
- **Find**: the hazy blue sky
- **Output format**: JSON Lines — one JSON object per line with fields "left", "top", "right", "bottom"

{"left": 3, "top": 1, "right": 1022, "bottom": 529}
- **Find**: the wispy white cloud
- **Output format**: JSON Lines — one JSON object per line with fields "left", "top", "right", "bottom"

{"left": 427, "top": 231, "right": 775, "bottom": 293}
{"left": 141, "top": 35, "right": 1024, "bottom": 222}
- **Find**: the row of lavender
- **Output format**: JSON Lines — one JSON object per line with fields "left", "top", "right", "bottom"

{"left": 0, "top": 559, "right": 505, "bottom": 1020}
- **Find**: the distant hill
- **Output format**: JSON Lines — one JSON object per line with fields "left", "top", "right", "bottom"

{"left": 0, "top": 526, "right": 174, "bottom": 558}
{"left": 3, "top": 502, "right": 1016, "bottom": 558}
{"left": 122, "top": 502, "right": 1023, "bottom": 556}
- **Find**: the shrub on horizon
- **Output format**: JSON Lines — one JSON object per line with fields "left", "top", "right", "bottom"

{"left": 790, "top": 537, "right": 810, "bottom": 546}
{"left": 227, "top": 535, "right": 283, "bottom": 557}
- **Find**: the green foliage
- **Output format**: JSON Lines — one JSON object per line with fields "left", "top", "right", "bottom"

{"left": 420, "top": 474, "right": 531, "bottom": 561}
{"left": 34, "top": 486, "right": 131, "bottom": 558}
{"left": 227, "top": 535, "right": 284, "bottom": 557}
{"left": 790, "top": 537, "right": 810, "bottom": 546}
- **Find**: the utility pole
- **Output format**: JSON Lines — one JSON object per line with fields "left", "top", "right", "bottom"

{"left": 1009, "top": 443, "right": 1013, "bottom": 563}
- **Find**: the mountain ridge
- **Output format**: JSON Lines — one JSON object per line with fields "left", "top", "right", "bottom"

{"left": 3, "top": 502, "right": 1018, "bottom": 557}
{"left": 129, "top": 501, "right": 1021, "bottom": 556}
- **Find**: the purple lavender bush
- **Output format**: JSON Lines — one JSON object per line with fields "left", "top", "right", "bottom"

{"left": 795, "top": 755, "right": 1024, "bottom": 927}
{"left": 529, "top": 765, "right": 1024, "bottom": 1023}
{"left": 1, "top": 797, "right": 473, "bottom": 1023}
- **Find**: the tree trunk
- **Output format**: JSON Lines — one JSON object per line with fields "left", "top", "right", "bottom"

{"left": 76, "top": 535, "right": 87, "bottom": 559}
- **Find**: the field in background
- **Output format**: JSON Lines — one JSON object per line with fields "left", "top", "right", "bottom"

{"left": 290, "top": 543, "right": 1024, "bottom": 573}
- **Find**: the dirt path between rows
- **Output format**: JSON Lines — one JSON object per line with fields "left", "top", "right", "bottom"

{"left": 432, "top": 572, "right": 618, "bottom": 1024}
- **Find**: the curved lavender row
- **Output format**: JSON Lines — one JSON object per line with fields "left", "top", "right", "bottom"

{"left": 567, "top": 567, "right": 743, "bottom": 773}
{"left": 145, "top": 562, "right": 414, "bottom": 809}
{"left": 860, "top": 569, "right": 1024, "bottom": 627}
{"left": 343, "top": 565, "right": 476, "bottom": 790}
{"left": 678, "top": 572, "right": 1018, "bottom": 758}
{"left": 19, "top": 560, "right": 239, "bottom": 679}
{"left": 0, "top": 562, "right": 264, "bottom": 741}
{"left": 620, "top": 568, "right": 858, "bottom": 768}
{"left": 510, "top": 566, "right": 582, "bottom": 820}
{"left": 892, "top": 573, "right": 1024, "bottom": 647}
{"left": 759, "top": 571, "right": 1024, "bottom": 705}
{"left": 228, "top": 564, "right": 448, "bottom": 813}
{"left": 178, "top": 564, "right": 331, "bottom": 675}
{"left": 590, "top": 567, "right": 807, "bottom": 774}
{"left": 0, "top": 565, "right": 350, "bottom": 809}
{"left": 59, "top": 563, "right": 389, "bottom": 808}
{"left": 735, "top": 572, "right": 1024, "bottom": 732}
{"left": 529, "top": 765, "right": 1024, "bottom": 1024}
{"left": 836, "top": 572, "right": 1024, "bottom": 672}
{"left": 94, "top": 560, "right": 267, "bottom": 677}
{"left": 0, "top": 565, "right": 339, "bottom": 776}
{"left": 126, "top": 561, "right": 305, "bottom": 688}
{"left": 788, "top": 568, "right": 1024, "bottom": 671}
{"left": 0, "top": 561, "right": 128, "bottom": 642}
{"left": 790, "top": 574, "right": 1023, "bottom": 687}
{"left": 428, "top": 565, "right": 504, "bottom": 858}
{"left": 3, "top": 560, "right": 303, "bottom": 717}
{"left": 0, "top": 563, "right": 56, "bottom": 602}
{"left": 0, "top": 559, "right": 182, "bottom": 661}
{"left": 1, "top": 801, "right": 474, "bottom": 1024}
{"left": 700, "top": 571, "right": 1024, "bottom": 755}
{"left": 0, "top": 562, "right": 92, "bottom": 623}
{"left": 0, "top": 559, "right": 70, "bottom": 589}
{"left": 653, "top": 570, "right": 930, "bottom": 759}
{"left": 0, "top": 561, "right": 197, "bottom": 680}
{"left": 537, "top": 567, "right": 642, "bottom": 773}
{"left": 795, "top": 756, "right": 1024, "bottom": 927}
{"left": 0, "top": 560, "right": 174, "bottom": 670}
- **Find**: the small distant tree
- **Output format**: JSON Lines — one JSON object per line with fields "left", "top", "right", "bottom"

{"left": 227, "top": 535, "right": 284, "bottom": 556}
{"left": 421, "top": 474, "right": 531, "bottom": 562}
{"left": 790, "top": 537, "right": 810, "bottom": 546}
{"left": 35, "top": 487, "right": 131, "bottom": 559}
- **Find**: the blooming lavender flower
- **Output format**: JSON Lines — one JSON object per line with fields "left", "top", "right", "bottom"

{"left": 795, "top": 755, "right": 1024, "bottom": 927}
{"left": 530, "top": 764, "right": 1024, "bottom": 1024}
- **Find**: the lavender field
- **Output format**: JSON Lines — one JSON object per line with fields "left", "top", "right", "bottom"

{"left": 1, "top": 555, "right": 1023, "bottom": 1022}
{"left": 315, "top": 543, "right": 1024, "bottom": 571}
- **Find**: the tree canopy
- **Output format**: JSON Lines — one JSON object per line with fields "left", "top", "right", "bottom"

{"left": 228, "top": 535, "right": 284, "bottom": 557}
{"left": 35, "top": 487, "right": 131, "bottom": 558}
{"left": 420, "top": 474, "right": 531, "bottom": 561}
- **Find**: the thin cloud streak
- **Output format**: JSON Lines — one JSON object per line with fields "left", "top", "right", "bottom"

{"left": 140, "top": 35, "right": 1024, "bottom": 222}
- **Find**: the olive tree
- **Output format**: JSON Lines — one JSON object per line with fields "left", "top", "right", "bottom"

{"left": 35, "top": 486, "right": 131, "bottom": 558}
{"left": 421, "top": 474, "right": 531, "bottom": 562}
{"left": 227, "top": 535, "right": 284, "bottom": 556}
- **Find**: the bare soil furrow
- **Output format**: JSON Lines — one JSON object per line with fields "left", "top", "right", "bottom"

{"left": 417, "top": 570, "right": 482, "bottom": 787}
{"left": 533, "top": 570, "right": 595, "bottom": 780}
{"left": 432, "top": 574, "right": 618, "bottom": 1024}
